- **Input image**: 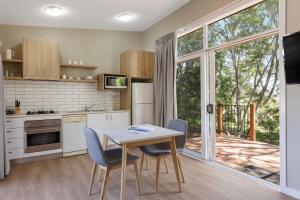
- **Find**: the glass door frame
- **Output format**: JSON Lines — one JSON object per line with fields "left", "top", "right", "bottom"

{"left": 207, "top": 30, "right": 280, "bottom": 162}
{"left": 176, "top": 51, "right": 209, "bottom": 160}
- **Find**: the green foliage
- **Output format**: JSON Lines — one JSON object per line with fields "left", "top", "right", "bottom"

{"left": 208, "top": 0, "right": 279, "bottom": 47}
{"left": 176, "top": 59, "right": 201, "bottom": 138}
{"left": 177, "top": 28, "right": 203, "bottom": 57}
{"left": 176, "top": 0, "right": 279, "bottom": 144}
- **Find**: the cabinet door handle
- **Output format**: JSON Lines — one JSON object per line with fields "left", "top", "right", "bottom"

{"left": 6, "top": 121, "right": 11, "bottom": 123}
{"left": 7, "top": 130, "right": 12, "bottom": 133}
{"left": 7, "top": 141, "right": 12, "bottom": 144}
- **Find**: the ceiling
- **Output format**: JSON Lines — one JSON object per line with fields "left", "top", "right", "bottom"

{"left": 0, "top": 0, "right": 190, "bottom": 32}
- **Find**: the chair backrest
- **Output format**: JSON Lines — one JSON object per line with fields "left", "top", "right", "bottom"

{"left": 83, "top": 127, "right": 108, "bottom": 166}
{"left": 167, "top": 119, "right": 188, "bottom": 149}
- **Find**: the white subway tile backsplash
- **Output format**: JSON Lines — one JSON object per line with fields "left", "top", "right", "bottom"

{"left": 4, "top": 80, "right": 120, "bottom": 112}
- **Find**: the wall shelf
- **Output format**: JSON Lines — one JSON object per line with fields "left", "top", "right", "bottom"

{"left": 60, "top": 64, "right": 97, "bottom": 70}
{"left": 59, "top": 79, "right": 97, "bottom": 83}
{"left": 4, "top": 77, "right": 23, "bottom": 80}
{"left": 2, "top": 59, "right": 23, "bottom": 64}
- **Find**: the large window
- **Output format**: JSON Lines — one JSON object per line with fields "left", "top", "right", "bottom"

{"left": 177, "top": 28, "right": 203, "bottom": 57}
{"left": 208, "top": 0, "right": 279, "bottom": 47}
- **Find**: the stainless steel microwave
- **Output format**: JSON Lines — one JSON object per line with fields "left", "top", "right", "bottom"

{"left": 104, "top": 75, "right": 128, "bottom": 89}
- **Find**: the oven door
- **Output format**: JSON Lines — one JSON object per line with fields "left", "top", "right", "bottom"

{"left": 25, "top": 126, "right": 61, "bottom": 153}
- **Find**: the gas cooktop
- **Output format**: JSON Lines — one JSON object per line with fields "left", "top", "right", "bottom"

{"left": 26, "top": 110, "right": 57, "bottom": 115}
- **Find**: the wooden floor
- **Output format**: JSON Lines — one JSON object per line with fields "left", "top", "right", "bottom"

{"left": 0, "top": 152, "right": 294, "bottom": 200}
{"left": 186, "top": 135, "right": 280, "bottom": 173}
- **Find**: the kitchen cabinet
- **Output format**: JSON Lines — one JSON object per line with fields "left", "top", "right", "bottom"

{"left": 63, "top": 115, "right": 87, "bottom": 157}
{"left": 87, "top": 111, "right": 130, "bottom": 143}
{"left": 120, "top": 50, "right": 154, "bottom": 113}
{"left": 5, "top": 117, "right": 24, "bottom": 173}
{"left": 120, "top": 50, "right": 154, "bottom": 79}
{"left": 23, "top": 38, "right": 60, "bottom": 80}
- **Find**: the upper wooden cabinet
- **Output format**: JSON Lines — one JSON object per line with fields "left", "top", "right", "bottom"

{"left": 120, "top": 50, "right": 154, "bottom": 79}
{"left": 23, "top": 38, "right": 60, "bottom": 80}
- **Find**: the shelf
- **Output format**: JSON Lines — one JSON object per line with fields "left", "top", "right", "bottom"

{"left": 4, "top": 76, "right": 23, "bottom": 80}
{"left": 59, "top": 79, "right": 97, "bottom": 83}
{"left": 60, "top": 64, "right": 97, "bottom": 70}
{"left": 2, "top": 59, "right": 23, "bottom": 64}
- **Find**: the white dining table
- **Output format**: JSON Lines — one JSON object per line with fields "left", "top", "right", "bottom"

{"left": 100, "top": 124, "right": 184, "bottom": 200}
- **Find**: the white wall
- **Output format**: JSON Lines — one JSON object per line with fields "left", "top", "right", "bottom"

{"left": 141, "top": 0, "right": 234, "bottom": 51}
{"left": 0, "top": 25, "right": 142, "bottom": 75}
{"left": 285, "top": 0, "right": 300, "bottom": 197}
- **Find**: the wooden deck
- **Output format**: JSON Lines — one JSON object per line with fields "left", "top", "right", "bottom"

{"left": 186, "top": 135, "right": 280, "bottom": 184}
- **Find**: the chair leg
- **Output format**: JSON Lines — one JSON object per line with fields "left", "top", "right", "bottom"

{"left": 99, "top": 168, "right": 104, "bottom": 182}
{"left": 177, "top": 154, "right": 185, "bottom": 183}
{"left": 163, "top": 157, "right": 168, "bottom": 174}
{"left": 139, "top": 152, "right": 145, "bottom": 179}
{"left": 155, "top": 157, "right": 161, "bottom": 193}
{"left": 133, "top": 161, "right": 141, "bottom": 196}
{"left": 88, "top": 162, "right": 97, "bottom": 196}
{"left": 100, "top": 167, "right": 110, "bottom": 200}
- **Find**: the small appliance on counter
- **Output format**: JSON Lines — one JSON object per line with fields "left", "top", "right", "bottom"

{"left": 15, "top": 100, "right": 20, "bottom": 114}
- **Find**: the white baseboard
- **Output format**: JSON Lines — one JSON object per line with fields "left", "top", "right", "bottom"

{"left": 284, "top": 188, "right": 300, "bottom": 200}
{"left": 63, "top": 150, "right": 87, "bottom": 157}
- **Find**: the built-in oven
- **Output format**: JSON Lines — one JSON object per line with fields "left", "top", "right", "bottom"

{"left": 24, "top": 119, "right": 62, "bottom": 153}
{"left": 104, "top": 75, "right": 128, "bottom": 89}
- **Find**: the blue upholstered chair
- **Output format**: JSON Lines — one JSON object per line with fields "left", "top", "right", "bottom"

{"left": 139, "top": 119, "right": 188, "bottom": 192}
{"left": 84, "top": 127, "right": 140, "bottom": 200}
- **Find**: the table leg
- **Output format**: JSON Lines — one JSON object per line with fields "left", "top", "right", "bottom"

{"left": 170, "top": 137, "right": 182, "bottom": 192}
{"left": 120, "top": 144, "right": 127, "bottom": 200}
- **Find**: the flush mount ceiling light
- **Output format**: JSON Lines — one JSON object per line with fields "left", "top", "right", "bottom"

{"left": 43, "top": 5, "right": 64, "bottom": 17}
{"left": 116, "top": 12, "right": 136, "bottom": 22}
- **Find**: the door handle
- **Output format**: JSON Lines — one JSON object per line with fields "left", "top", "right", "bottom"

{"left": 207, "top": 104, "right": 214, "bottom": 114}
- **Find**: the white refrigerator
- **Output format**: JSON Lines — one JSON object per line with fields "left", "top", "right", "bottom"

{"left": 132, "top": 83, "right": 154, "bottom": 125}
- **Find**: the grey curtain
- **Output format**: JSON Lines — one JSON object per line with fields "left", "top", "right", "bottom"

{"left": 0, "top": 53, "right": 6, "bottom": 179}
{"left": 154, "top": 32, "right": 176, "bottom": 127}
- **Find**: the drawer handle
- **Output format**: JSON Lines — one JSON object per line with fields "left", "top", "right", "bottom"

{"left": 8, "top": 152, "right": 12, "bottom": 154}
{"left": 7, "top": 141, "right": 12, "bottom": 144}
{"left": 7, "top": 131, "right": 12, "bottom": 133}
{"left": 6, "top": 121, "right": 11, "bottom": 123}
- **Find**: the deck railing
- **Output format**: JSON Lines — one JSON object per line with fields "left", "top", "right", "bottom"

{"left": 177, "top": 105, "right": 201, "bottom": 139}
{"left": 177, "top": 103, "right": 257, "bottom": 141}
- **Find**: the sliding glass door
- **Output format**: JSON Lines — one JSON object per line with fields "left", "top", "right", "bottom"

{"left": 176, "top": 0, "right": 280, "bottom": 184}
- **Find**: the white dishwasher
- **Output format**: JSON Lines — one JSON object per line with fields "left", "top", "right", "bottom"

{"left": 63, "top": 114, "right": 87, "bottom": 157}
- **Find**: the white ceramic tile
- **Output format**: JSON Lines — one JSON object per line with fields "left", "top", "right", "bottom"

{"left": 4, "top": 80, "right": 120, "bottom": 112}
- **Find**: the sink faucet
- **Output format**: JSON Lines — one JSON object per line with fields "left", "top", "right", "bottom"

{"left": 85, "top": 104, "right": 96, "bottom": 112}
